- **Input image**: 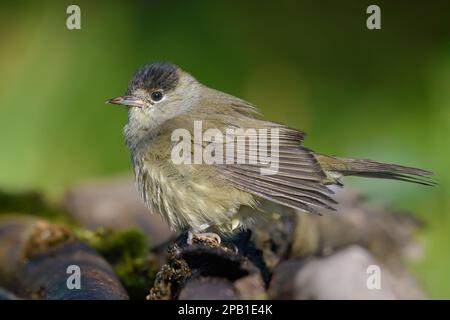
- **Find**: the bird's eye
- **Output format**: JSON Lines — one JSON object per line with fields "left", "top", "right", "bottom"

{"left": 150, "top": 91, "right": 163, "bottom": 102}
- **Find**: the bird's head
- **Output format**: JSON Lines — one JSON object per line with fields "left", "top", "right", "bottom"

{"left": 107, "top": 62, "right": 201, "bottom": 131}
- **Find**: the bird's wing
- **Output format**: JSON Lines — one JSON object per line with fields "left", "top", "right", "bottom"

{"left": 164, "top": 89, "right": 337, "bottom": 214}
{"left": 213, "top": 124, "right": 337, "bottom": 214}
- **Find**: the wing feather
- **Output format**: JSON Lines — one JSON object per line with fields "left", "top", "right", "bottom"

{"left": 215, "top": 125, "right": 336, "bottom": 214}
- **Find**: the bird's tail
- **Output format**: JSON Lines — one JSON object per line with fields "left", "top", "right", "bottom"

{"left": 315, "top": 154, "right": 436, "bottom": 186}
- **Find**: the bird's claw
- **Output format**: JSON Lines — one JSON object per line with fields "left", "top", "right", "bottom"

{"left": 187, "top": 231, "right": 221, "bottom": 245}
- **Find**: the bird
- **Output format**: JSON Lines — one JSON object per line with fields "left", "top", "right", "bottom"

{"left": 107, "top": 62, "right": 434, "bottom": 244}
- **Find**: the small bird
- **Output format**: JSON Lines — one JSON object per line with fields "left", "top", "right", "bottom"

{"left": 108, "top": 62, "right": 434, "bottom": 244}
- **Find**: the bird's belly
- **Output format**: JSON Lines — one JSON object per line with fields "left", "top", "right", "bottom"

{"left": 135, "top": 161, "right": 256, "bottom": 233}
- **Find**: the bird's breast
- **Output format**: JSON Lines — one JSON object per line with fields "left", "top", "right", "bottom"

{"left": 131, "top": 151, "right": 256, "bottom": 233}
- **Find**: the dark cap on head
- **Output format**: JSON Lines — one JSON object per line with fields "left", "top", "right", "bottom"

{"left": 127, "top": 62, "right": 179, "bottom": 94}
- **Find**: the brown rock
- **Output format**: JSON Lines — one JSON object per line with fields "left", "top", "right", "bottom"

{"left": 64, "top": 176, "right": 174, "bottom": 247}
{"left": 0, "top": 217, "right": 129, "bottom": 300}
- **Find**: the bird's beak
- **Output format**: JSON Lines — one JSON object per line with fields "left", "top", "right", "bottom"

{"left": 106, "top": 95, "right": 145, "bottom": 108}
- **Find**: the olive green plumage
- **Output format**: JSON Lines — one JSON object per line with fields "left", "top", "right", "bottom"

{"left": 108, "top": 62, "right": 434, "bottom": 235}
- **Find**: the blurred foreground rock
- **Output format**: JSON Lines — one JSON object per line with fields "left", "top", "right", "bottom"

{"left": 64, "top": 177, "right": 174, "bottom": 247}
{"left": 269, "top": 245, "right": 424, "bottom": 299}
{"left": 289, "top": 188, "right": 423, "bottom": 268}
{"left": 0, "top": 217, "right": 129, "bottom": 299}
{"left": 0, "top": 287, "right": 19, "bottom": 300}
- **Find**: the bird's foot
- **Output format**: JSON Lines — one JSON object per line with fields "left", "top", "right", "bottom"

{"left": 187, "top": 231, "right": 221, "bottom": 246}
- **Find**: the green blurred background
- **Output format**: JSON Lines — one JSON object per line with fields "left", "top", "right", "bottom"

{"left": 0, "top": 0, "right": 449, "bottom": 297}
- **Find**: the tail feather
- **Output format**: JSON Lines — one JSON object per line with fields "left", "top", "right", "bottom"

{"left": 316, "top": 155, "right": 436, "bottom": 186}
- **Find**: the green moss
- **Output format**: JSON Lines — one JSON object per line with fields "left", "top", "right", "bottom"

{"left": 115, "top": 255, "right": 158, "bottom": 299}
{"left": 77, "top": 228, "right": 157, "bottom": 299}
{"left": 77, "top": 228, "right": 147, "bottom": 262}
